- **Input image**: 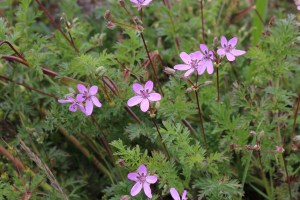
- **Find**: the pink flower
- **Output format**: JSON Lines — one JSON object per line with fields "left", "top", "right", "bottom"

{"left": 174, "top": 51, "right": 203, "bottom": 77}
{"left": 128, "top": 164, "right": 158, "bottom": 198}
{"left": 58, "top": 96, "right": 85, "bottom": 114}
{"left": 76, "top": 84, "right": 102, "bottom": 116}
{"left": 170, "top": 188, "right": 188, "bottom": 200}
{"left": 217, "top": 36, "right": 246, "bottom": 62}
{"left": 130, "top": 0, "right": 152, "bottom": 10}
{"left": 298, "top": 6, "right": 300, "bottom": 10}
{"left": 198, "top": 44, "right": 214, "bottom": 74}
{"left": 127, "top": 80, "right": 161, "bottom": 112}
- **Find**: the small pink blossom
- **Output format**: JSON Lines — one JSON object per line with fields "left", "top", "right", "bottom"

{"left": 298, "top": 6, "right": 300, "bottom": 10}
{"left": 276, "top": 146, "right": 285, "bottom": 153}
{"left": 127, "top": 80, "right": 161, "bottom": 112}
{"left": 130, "top": 0, "right": 152, "bottom": 10}
{"left": 217, "top": 36, "right": 246, "bottom": 62}
{"left": 76, "top": 84, "right": 102, "bottom": 116}
{"left": 170, "top": 188, "right": 188, "bottom": 200}
{"left": 198, "top": 44, "right": 214, "bottom": 74}
{"left": 128, "top": 164, "right": 158, "bottom": 198}
{"left": 58, "top": 96, "right": 85, "bottom": 114}
{"left": 174, "top": 51, "right": 203, "bottom": 77}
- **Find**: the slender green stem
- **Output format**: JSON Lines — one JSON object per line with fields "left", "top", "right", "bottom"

{"left": 216, "top": 66, "right": 220, "bottom": 102}
{"left": 281, "top": 154, "right": 292, "bottom": 200}
{"left": 292, "top": 94, "right": 300, "bottom": 139}
{"left": 200, "top": 0, "right": 205, "bottom": 43}
{"left": 151, "top": 118, "right": 171, "bottom": 160}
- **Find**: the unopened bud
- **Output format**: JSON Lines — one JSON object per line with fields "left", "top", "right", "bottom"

{"left": 259, "top": 130, "right": 265, "bottom": 138}
{"left": 118, "top": 159, "right": 126, "bottom": 167}
{"left": 249, "top": 130, "right": 256, "bottom": 136}
{"left": 163, "top": 67, "right": 175, "bottom": 75}
{"left": 107, "top": 21, "right": 116, "bottom": 29}
{"left": 186, "top": 87, "right": 192, "bottom": 93}
{"left": 275, "top": 146, "right": 284, "bottom": 153}
{"left": 203, "top": 81, "right": 213, "bottom": 86}
{"left": 119, "top": 0, "right": 125, "bottom": 6}
{"left": 253, "top": 144, "right": 260, "bottom": 150}
{"left": 104, "top": 10, "right": 111, "bottom": 20}
{"left": 293, "top": 135, "right": 300, "bottom": 142}
{"left": 213, "top": 36, "right": 218, "bottom": 47}
{"left": 133, "top": 16, "right": 143, "bottom": 26}
{"left": 245, "top": 144, "right": 251, "bottom": 150}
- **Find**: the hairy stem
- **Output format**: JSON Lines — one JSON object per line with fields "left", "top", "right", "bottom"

{"left": 35, "top": 0, "right": 79, "bottom": 53}
{"left": 151, "top": 118, "right": 171, "bottom": 160}
{"left": 194, "top": 90, "right": 208, "bottom": 150}
{"left": 140, "top": 33, "right": 164, "bottom": 95}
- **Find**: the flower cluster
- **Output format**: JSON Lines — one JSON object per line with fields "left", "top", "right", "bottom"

{"left": 128, "top": 164, "right": 188, "bottom": 199}
{"left": 58, "top": 84, "right": 102, "bottom": 116}
{"left": 174, "top": 36, "right": 246, "bottom": 77}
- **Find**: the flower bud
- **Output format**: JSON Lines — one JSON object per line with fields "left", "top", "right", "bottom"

{"left": 186, "top": 87, "right": 192, "bottom": 93}
{"left": 259, "top": 130, "right": 265, "bottom": 138}
{"left": 275, "top": 146, "right": 284, "bottom": 153}
{"left": 293, "top": 135, "right": 300, "bottom": 142}
{"left": 106, "top": 21, "right": 116, "bottom": 29}
{"left": 120, "top": 195, "right": 131, "bottom": 200}
{"left": 155, "top": 101, "right": 160, "bottom": 110}
{"left": 163, "top": 67, "right": 175, "bottom": 75}
{"left": 119, "top": 0, "right": 125, "bottom": 6}
{"left": 133, "top": 16, "right": 143, "bottom": 25}
{"left": 213, "top": 36, "right": 218, "bottom": 47}
{"left": 249, "top": 130, "right": 256, "bottom": 136}
{"left": 104, "top": 10, "right": 111, "bottom": 20}
{"left": 96, "top": 66, "right": 106, "bottom": 76}
{"left": 118, "top": 159, "right": 126, "bottom": 167}
{"left": 245, "top": 144, "right": 251, "bottom": 150}
{"left": 253, "top": 144, "right": 260, "bottom": 150}
{"left": 203, "top": 81, "right": 213, "bottom": 86}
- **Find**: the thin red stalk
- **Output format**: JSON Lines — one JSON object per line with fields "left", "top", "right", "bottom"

{"left": 151, "top": 118, "right": 171, "bottom": 160}
{"left": 292, "top": 94, "right": 300, "bottom": 139}
{"left": 34, "top": 0, "right": 79, "bottom": 53}
{"left": 216, "top": 67, "right": 220, "bottom": 102}
{"left": 1, "top": 55, "right": 29, "bottom": 66}
{"left": 124, "top": 106, "right": 142, "bottom": 124}
{"left": 0, "top": 145, "right": 26, "bottom": 171}
{"left": 200, "top": 0, "right": 205, "bottom": 43}
{"left": 195, "top": 90, "right": 208, "bottom": 150}
{"left": 0, "top": 75, "right": 59, "bottom": 100}
{"left": 0, "top": 40, "right": 26, "bottom": 60}
{"left": 140, "top": 33, "right": 164, "bottom": 95}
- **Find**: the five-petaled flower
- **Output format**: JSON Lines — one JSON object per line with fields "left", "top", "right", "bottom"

{"left": 128, "top": 164, "right": 158, "bottom": 198}
{"left": 170, "top": 188, "right": 188, "bottom": 200}
{"left": 58, "top": 96, "right": 85, "bottom": 114}
{"left": 217, "top": 36, "right": 246, "bottom": 62}
{"left": 198, "top": 44, "right": 214, "bottom": 74}
{"left": 130, "top": 0, "right": 152, "bottom": 10}
{"left": 76, "top": 84, "right": 102, "bottom": 116}
{"left": 127, "top": 80, "right": 161, "bottom": 112}
{"left": 174, "top": 51, "right": 203, "bottom": 77}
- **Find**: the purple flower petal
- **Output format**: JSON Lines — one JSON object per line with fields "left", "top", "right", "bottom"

{"left": 190, "top": 51, "right": 203, "bottom": 60}
{"left": 228, "top": 37, "right": 238, "bottom": 47}
{"left": 138, "top": 164, "right": 147, "bottom": 175}
{"left": 231, "top": 49, "right": 246, "bottom": 56}
{"left": 89, "top": 86, "right": 98, "bottom": 95}
{"left": 77, "top": 84, "right": 88, "bottom": 93}
{"left": 200, "top": 44, "right": 209, "bottom": 54}
{"left": 91, "top": 96, "right": 102, "bottom": 107}
{"left": 140, "top": 99, "right": 150, "bottom": 112}
{"left": 78, "top": 104, "right": 86, "bottom": 114}
{"left": 179, "top": 52, "right": 191, "bottom": 64}
{"left": 182, "top": 190, "right": 188, "bottom": 200}
{"left": 85, "top": 99, "right": 94, "bottom": 116}
{"left": 143, "top": 182, "right": 152, "bottom": 198}
{"left": 144, "top": 80, "right": 154, "bottom": 92}
{"left": 206, "top": 60, "right": 214, "bottom": 74}
{"left": 58, "top": 99, "right": 72, "bottom": 104}
{"left": 127, "top": 96, "right": 143, "bottom": 107}
{"left": 174, "top": 64, "right": 191, "bottom": 71}
{"left": 184, "top": 68, "right": 195, "bottom": 77}
{"left": 170, "top": 188, "right": 180, "bottom": 200}
{"left": 76, "top": 94, "right": 86, "bottom": 103}
{"left": 225, "top": 53, "right": 235, "bottom": 62}
{"left": 133, "top": 83, "right": 144, "bottom": 94}
{"left": 128, "top": 172, "right": 139, "bottom": 181}
{"left": 208, "top": 50, "right": 214, "bottom": 60}
{"left": 146, "top": 175, "right": 157, "bottom": 184}
{"left": 221, "top": 36, "right": 227, "bottom": 48}
{"left": 217, "top": 48, "right": 226, "bottom": 56}
{"left": 197, "top": 65, "right": 206, "bottom": 75}
{"left": 69, "top": 104, "right": 78, "bottom": 112}
{"left": 130, "top": 0, "right": 138, "bottom": 3}
{"left": 148, "top": 93, "right": 161, "bottom": 101}
{"left": 130, "top": 182, "right": 143, "bottom": 196}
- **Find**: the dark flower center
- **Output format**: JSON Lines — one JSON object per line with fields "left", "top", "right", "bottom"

{"left": 137, "top": 0, "right": 145, "bottom": 3}
{"left": 203, "top": 50, "right": 212, "bottom": 60}
{"left": 140, "top": 90, "right": 150, "bottom": 99}
{"left": 190, "top": 60, "right": 200, "bottom": 70}
{"left": 224, "top": 44, "right": 232, "bottom": 52}
{"left": 137, "top": 174, "right": 147, "bottom": 183}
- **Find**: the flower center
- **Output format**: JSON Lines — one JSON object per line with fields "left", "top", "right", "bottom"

{"left": 82, "top": 91, "right": 91, "bottom": 100}
{"left": 140, "top": 90, "right": 150, "bottom": 99}
{"left": 137, "top": 0, "right": 145, "bottom": 3}
{"left": 190, "top": 60, "right": 200, "bottom": 70}
{"left": 137, "top": 174, "right": 147, "bottom": 183}
{"left": 203, "top": 50, "right": 212, "bottom": 60}
{"left": 224, "top": 44, "right": 232, "bottom": 52}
